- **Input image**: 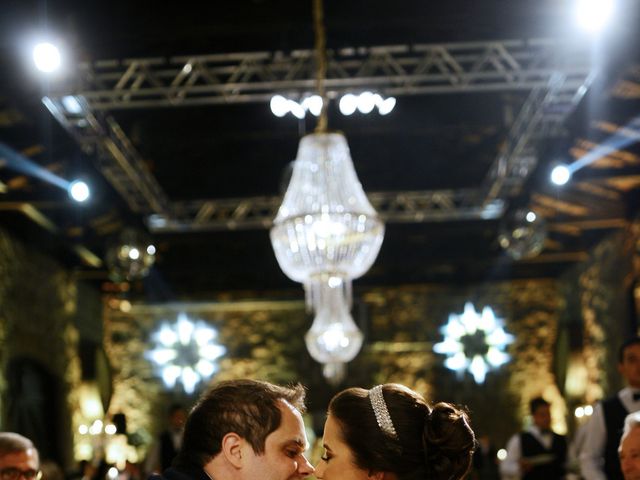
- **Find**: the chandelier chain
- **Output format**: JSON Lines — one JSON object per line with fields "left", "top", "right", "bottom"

{"left": 313, "top": 0, "right": 328, "bottom": 133}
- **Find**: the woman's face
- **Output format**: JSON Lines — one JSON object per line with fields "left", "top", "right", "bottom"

{"left": 315, "top": 414, "right": 372, "bottom": 480}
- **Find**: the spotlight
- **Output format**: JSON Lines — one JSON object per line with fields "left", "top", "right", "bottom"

{"left": 61, "top": 96, "right": 83, "bottom": 115}
{"left": 68, "top": 179, "right": 90, "bottom": 202}
{"left": 550, "top": 164, "right": 571, "bottom": 186}
{"left": 32, "top": 42, "right": 61, "bottom": 73}
{"left": 575, "top": 0, "right": 615, "bottom": 33}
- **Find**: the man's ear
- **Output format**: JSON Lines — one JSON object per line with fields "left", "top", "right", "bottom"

{"left": 221, "top": 433, "right": 244, "bottom": 469}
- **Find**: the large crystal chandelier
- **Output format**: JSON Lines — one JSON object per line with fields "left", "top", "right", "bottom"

{"left": 270, "top": 0, "right": 384, "bottom": 383}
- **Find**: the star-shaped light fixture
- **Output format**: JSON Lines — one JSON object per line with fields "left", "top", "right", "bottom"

{"left": 146, "top": 313, "right": 225, "bottom": 394}
{"left": 433, "top": 302, "right": 515, "bottom": 383}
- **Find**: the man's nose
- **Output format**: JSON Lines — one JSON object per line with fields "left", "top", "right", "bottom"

{"left": 297, "top": 455, "right": 315, "bottom": 477}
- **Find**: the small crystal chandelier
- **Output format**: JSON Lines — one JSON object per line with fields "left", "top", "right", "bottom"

{"left": 270, "top": 0, "right": 384, "bottom": 382}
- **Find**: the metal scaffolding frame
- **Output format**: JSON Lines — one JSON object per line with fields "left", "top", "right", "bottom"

{"left": 146, "top": 190, "right": 506, "bottom": 233}
{"left": 71, "top": 39, "right": 591, "bottom": 109}
{"left": 43, "top": 38, "right": 594, "bottom": 230}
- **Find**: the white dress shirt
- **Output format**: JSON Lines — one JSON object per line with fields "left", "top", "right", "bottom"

{"left": 500, "top": 425, "right": 556, "bottom": 479}
{"left": 579, "top": 387, "right": 640, "bottom": 480}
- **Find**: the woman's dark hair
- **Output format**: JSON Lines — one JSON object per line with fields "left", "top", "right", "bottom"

{"left": 328, "top": 384, "right": 475, "bottom": 480}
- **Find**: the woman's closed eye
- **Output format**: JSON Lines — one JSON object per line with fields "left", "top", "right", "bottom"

{"left": 320, "top": 451, "right": 333, "bottom": 462}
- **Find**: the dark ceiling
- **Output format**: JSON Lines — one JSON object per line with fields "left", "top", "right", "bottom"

{"left": 0, "top": 0, "right": 639, "bottom": 300}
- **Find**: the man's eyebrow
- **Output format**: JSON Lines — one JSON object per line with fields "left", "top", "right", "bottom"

{"left": 283, "top": 438, "right": 308, "bottom": 450}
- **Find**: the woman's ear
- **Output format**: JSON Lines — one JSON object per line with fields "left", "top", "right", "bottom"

{"left": 221, "top": 433, "right": 244, "bottom": 469}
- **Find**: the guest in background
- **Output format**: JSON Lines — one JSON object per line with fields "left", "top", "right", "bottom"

{"left": 471, "top": 433, "right": 500, "bottom": 480}
{"left": 619, "top": 411, "right": 640, "bottom": 480}
{"left": 145, "top": 404, "right": 187, "bottom": 474}
{"left": 581, "top": 337, "right": 640, "bottom": 480}
{"left": 500, "top": 397, "right": 567, "bottom": 480}
{"left": 0, "top": 433, "right": 41, "bottom": 480}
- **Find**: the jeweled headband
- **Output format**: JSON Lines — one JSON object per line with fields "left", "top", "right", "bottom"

{"left": 369, "top": 385, "right": 399, "bottom": 440}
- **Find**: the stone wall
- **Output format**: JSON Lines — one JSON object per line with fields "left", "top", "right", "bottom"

{"left": 0, "top": 228, "right": 82, "bottom": 469}
{"left": 561, "top": 227, "right": 638, "bottom": 406}
{"left": 104, "top": 277, "right": 565, "bottom": 452}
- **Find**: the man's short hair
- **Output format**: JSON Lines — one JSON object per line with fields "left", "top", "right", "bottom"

{"left": 529, "top": 397, "right": 550, "bottom": 415}
{"left": 622, "top": 411, "right": 640, "bottom": 441}
{"left": 619, "top": 337, "right": 640, "bottom": 363}
{"left": 0, "top": 432, "right": 37, "bottom": 458}
{"left": 176, "top": 379, "right": 306, "bottom": 468}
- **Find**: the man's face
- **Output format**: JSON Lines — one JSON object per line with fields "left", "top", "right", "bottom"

{"left": 240, "top": 400, "right": 314, "bottom": 480}
{"left": 0, "top": 448, "right": 39, "bottom": 480}
{"left": 169, "top": 409, "right": 186, "bottom": 430}
{"left": 532, "top": 405, "right": 551, "bottom": 431}
{"left": 619, "top": 344, "right": 640, "bottom": 389}
{"left": 620, "top": 426, "right": 640, "bottom": 480}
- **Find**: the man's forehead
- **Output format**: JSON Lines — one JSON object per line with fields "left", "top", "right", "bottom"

{"left": 623, "top": 344, "right": 640, "bottom": 357}
{"left": 0, "top": 449, "right": 39, "bottom": 465}
{"left": 622, "top": 427, "right": 640, "bottom": 450}
{"left": 277, "top": 398, "right": 300, "bottom": 414}
{"left": 272, "top": 399, "right": 308, "bottom": 447}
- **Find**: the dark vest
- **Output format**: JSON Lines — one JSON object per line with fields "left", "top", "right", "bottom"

{"left": 602, "top": 395, "right": 630, "bottom": 480}
{"left": 520, "top": 431, "right": 567, "bottom": 480}
{"left": 160, "top": 430, "right": 179, "bottom": 471}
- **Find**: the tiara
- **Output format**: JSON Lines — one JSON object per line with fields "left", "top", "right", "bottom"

{"left": 369, "top": 385, "right": 399, "bottom": 440}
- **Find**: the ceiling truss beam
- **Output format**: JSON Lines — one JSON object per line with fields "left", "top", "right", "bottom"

{"left": 42, "top": 39, "right": 595, "bottom": 230}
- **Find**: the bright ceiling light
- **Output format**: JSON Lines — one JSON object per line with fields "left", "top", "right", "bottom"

{"left": 525, "top": 211, "right": 537, "bottom": 223}
{"left": 550, "top": 164, "right": 571, "bottom": 185}
{"left": 62, "top": 96, "right": 83, "bottom": 114}
{"left": 288, "top": 100, "right": 306, "bottom": 119}
{"left": 378, "top": 97, "right": 396, "bottom": 115}
{"left": 32, "top": 42, "right": 61, "bottom": 73}
{"left": 357, "top": 92, "right": 376, "bottom": 114}
{"left": 270, "top": 95, "right": 289, "bottom": 117}
{"left": 339, "top": 94, "right": 358, "bottom": 115}
{"left": 575, "top": 0, "right": 615, "bottom": 33}
{"left": 303, "top": 95, "right": 323, "bottom": 116}
{"left": 68, "top": 179, "right": 90, "bottom": 202}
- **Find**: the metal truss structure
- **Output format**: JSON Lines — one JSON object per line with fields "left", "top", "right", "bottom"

{"left": 147, "top": 190, "right": 506, "bottom": 233}
{"left": 43, "top": 38, "right": 594, "bottom": 231}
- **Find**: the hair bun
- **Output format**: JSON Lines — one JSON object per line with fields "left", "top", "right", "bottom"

{"left": 422, "top": 402, "right": 475, "bottom": 480}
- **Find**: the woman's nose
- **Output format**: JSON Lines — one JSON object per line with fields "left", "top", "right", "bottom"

{"left": 314, "top": 460, "right": 325, "bottom": 479}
